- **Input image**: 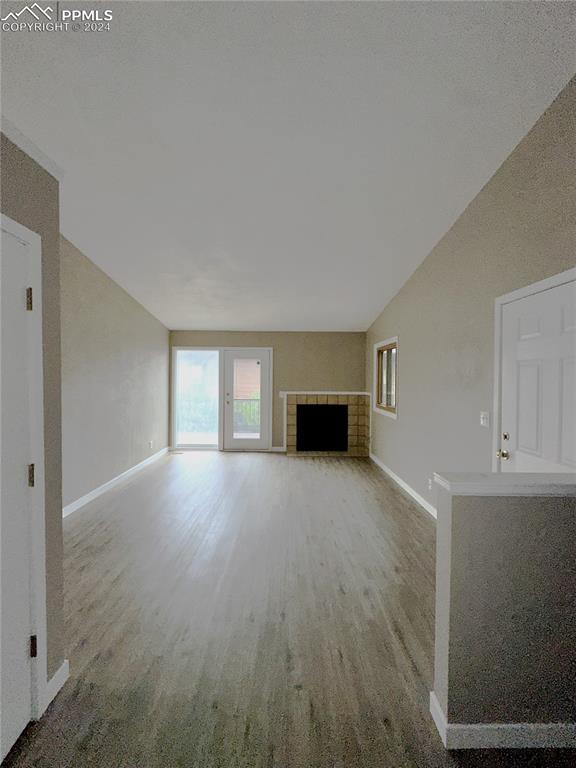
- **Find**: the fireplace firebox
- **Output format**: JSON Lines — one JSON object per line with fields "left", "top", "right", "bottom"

{"left": 296, "top": 404, "right": 348, "bottom": 452}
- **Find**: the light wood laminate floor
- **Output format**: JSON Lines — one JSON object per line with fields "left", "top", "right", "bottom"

{"left": 5, "top": 453, "right": 573, "bottom": 767}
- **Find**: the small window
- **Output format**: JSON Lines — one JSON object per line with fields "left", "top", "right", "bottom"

{"left": 374, "top": 338, "right": 397, "bottom": 416}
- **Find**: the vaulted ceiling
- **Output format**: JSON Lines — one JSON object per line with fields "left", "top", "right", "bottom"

{"left": 2, "top": 1, "right": 575, "bottom": 330}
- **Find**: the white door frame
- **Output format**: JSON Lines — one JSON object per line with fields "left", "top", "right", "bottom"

{"left": 492, "top": 267, "right": 576, "bottom": 472}
{"left": 171, "top": 346, "right": 274, "bottom": 452}
{"left": 0, "top": 215, "right": 48, "bottom": 746}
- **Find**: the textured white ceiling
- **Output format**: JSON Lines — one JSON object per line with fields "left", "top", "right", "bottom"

{"left": 2, "top": 1, "right": 575, "bottom": 330}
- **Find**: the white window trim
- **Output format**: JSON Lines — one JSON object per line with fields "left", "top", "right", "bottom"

{"left": 372, "top": 336, "right": 398, "bottom": 419}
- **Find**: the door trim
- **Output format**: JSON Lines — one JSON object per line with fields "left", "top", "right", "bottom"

{"left": 170, "top": 346, "right": 274, "bottom": 452}
{"left": 0, "top": 215, "right": 49, "bottom": 743}
{"left": 492, "top": 267, "right": 576, "bottom": 472}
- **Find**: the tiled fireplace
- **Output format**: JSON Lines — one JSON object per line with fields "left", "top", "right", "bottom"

{"left": 283, "top": 392, "right": 370, "bottom": 457}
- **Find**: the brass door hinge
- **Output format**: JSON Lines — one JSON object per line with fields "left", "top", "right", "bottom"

{"left": 28, "top": 463, "right": 35, "bottom": 487}
{"left": 26, "top": 287, "right": 33, "bottom": 311}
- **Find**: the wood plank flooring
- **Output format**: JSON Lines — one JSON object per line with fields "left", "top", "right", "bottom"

{"left": 4, "top": 453, "right": 573, "bottom": 767}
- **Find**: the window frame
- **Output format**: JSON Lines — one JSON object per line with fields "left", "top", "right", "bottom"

{"left": 373, "top": 336, "right": 398, "bottom": 419}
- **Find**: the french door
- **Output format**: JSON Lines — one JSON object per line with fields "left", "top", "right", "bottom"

{"left": 223, "top": 349, "right": 272, "bottom": 451}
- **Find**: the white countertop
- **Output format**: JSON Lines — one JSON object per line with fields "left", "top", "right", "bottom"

{"left": 434, "top": 472, "right": 576, "bottom": 497}
{"left": 279, "top": 391, "right": 370, "bottom": 397}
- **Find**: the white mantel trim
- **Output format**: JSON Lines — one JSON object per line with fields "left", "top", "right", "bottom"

{"left": 279, "top": 391, "right": 370, "bottom": 397}
{"left": 434, "top": 472, "right": 576, "bottom": 497}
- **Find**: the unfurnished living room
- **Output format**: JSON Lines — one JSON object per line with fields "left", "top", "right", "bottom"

{"left": 1, "top": 2, "right": 575, "bottom": 767}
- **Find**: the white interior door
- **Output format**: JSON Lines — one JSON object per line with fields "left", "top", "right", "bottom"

{"left": 0, "top": 218, "right": 46, "bottom": 760}
{"left": 499, "top": 277, "right": 576, "bottom": 472}
{"left": 223, "top": 349, "right": 272, "bottom": 450}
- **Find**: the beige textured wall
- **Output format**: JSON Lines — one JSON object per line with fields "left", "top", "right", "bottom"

{"left": 61, "top": 237, "right": 169, "bottom": 506}
{"left": 367, "top": 77, "right": 576, "bottom": 507}
{"left": 170, "top": 331, "right": 366, "bottom": 446}
{"left": 1, "top": 134, "right": 64, "bottom": 679}
{"left": 435, "top": 491, "right": 576, "bottom": 724}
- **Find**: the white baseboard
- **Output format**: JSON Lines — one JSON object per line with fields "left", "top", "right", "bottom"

{"left": 429, "top": 690, "right": 448, "bottom": 745}
{"left": 270, "top": 446, "right": 286, "bottom": 453}
{"left": 369, "top": 452, "right": 437, "bottom": 519}
{"left": 39, "top": 660, "right": 69, "bottom": 716}
{"left": 63, "top": 448, "right": 169, "bottom": 517}
{"left": 170, "top": 445, "right": 217, "bottom": 451}
{"left": 430, "top": 692, "right": 576, "bottom": 749}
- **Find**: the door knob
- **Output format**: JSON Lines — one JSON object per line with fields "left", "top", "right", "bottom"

{"left": 496, "top": 449, "right": 510, "bottom": 460}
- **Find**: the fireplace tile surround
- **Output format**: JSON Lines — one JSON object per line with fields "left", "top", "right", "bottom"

{"left": 282, "top": 392, "right": 370, "bottom": 457}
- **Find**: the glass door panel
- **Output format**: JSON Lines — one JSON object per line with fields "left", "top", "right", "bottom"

{"left": 233, "top": 358, "right": 261, "bottom": 439}
{"left": 174, "top": 349, "right": 219, "bottom": 447}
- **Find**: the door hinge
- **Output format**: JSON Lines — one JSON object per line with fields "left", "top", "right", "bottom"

{"left": 28, "top": 463, "right": 35, "bottom": 487}
{"left": 30, "top": 635, "right": 38, "bottom": 658}
{"left": 26, "top": 287, "right": 33, "bottom": 311}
